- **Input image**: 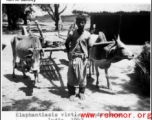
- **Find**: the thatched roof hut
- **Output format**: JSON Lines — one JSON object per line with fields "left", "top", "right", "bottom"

{"left": 72, "top": 4, "right": 150, "bottom": 14}
{"left": 73, "top": 3, "right": 151, "bottom": 44}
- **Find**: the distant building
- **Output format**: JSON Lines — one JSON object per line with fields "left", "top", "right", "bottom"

{"left": 61, "top": 15, "right": 90, "bottom": 23}
{"left": 73, "top": 3, "right": 151, "bottom": 45}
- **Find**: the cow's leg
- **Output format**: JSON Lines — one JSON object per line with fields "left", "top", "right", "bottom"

{"left": 11, "top": 38, "right": 17, "bottom": 78}
{"left": 88, "top": 66, "right": 91, "bottom": 77}
{"left": 21, "top": 60, "right": 27, "bottom": 78}
{"left": 88, "top": 60, "right": 94, "bottom": 77}
{"left": 92, "top": 60, "right": 95, "bottom": 75}
{"left": 95, "top": 65, "right": 99, "bottom": 87}
{"left": 105, "top": 68, "right": 112, "bottom": 90}
{"left": 12, "top": 55, "right": 17, "bottom": 78}
{"left": 88, "top": 59, "right": 91, "bottom": 77}
{"left": 35, "top": 72, "right": 40, "bottom": 83}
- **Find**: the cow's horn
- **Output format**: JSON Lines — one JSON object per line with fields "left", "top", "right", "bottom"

{"left": 113, "top": 35, "right": 117, "bottom": 42}
{"left": 117, "top": 35, "right": 121, "bottom": 41}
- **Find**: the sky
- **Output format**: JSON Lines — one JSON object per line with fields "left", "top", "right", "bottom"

{"left": 32, "top": 5, "right": 75, "bottom": 16}
{"left": 28, "top": 0, "right": 151, "bottom": 16}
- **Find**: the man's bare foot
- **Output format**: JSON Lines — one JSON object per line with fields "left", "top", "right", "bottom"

{"left": 69, "top": 95, "right": 76, "bottom": 101}
{"left": 79, "top": 93, "right": 85, "bottom": 100}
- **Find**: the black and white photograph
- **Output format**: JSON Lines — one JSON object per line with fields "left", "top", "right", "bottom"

{"left": 1, "top": 0, "right": 151, "bottom": 113}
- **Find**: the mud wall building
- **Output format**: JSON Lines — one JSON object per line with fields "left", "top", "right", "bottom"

{"left": 73, "top": 4, "right": 150, "bottom": 45}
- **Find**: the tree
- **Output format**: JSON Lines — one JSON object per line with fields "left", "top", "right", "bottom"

{"left": 37, "top": 4, "right": 67, "bottom": 31}
{"left": 2, "top": 4, "right": 34, "bottom": 29}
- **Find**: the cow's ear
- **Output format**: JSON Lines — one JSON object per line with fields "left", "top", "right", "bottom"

{"left": 112, "top": 39, "right": 117, "bottom": 46}
{"left": 28, "top": 48, "right": 34, "bottom": 53}
{"left": 25, "top": 54, "right": 33, "bottom": 59}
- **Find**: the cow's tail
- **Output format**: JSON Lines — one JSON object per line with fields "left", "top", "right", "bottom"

{"left": 11, "top": 37, "right": 16, "bottom": 57}
{"left": 11, "top": 36, "right": 17, "bottom": 68}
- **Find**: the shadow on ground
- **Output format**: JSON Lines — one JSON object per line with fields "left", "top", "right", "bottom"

{"left": 103, "top": 105, "right": 130, "bottom": 111}
{"left": 117, "top": 73, "right": 150, "bottom": 97}
{"left": 2, "top": 96, "right": 63, "bottom": 111}
{"left": 105, "top": 72, "right": 150, "bottom": 111}
{"left": 86, "top": 74, "right": 118, "bottom": 95}
{"left": 4, "top": 74, "right": 36, "bottom": 96}
{"left": 102, "top": 98, "right": 150, "bottom": 111}
{"left": 40, "top": 57, "right": 68, "bottom": 98}
{"left": 3, "top": 28, "right": 22, "bottom": 35}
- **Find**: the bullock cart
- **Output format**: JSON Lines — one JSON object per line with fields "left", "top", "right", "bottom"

{"left": 27, "top": 20, "right": 67, "bottom": 59}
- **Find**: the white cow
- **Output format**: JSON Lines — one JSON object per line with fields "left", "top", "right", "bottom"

{"left": 11, "top": 35, "right": 44, "bottom": 84}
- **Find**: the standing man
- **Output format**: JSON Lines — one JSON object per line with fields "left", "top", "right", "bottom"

{"left": 65, "top": 15, "right": 90, "bottom": 101}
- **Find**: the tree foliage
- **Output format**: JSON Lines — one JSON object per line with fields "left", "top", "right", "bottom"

{"left": 2, "top": 4, "right": 34, "bottom": 29}
{"left": 37, "top": 4, "right": 67, "bottom": 30}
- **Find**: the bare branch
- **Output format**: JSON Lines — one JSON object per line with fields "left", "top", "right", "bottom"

{"left": 59, "top": 5, "right": 67, "bottom": 15}
{"left": 47, "top": 11, "right": 55, "bottom": 21}
{"left": 39, "top": 5, "right": 48, "bottom": 12}
{"left": 47, "top": 4, "right": 55, "bottom": 17}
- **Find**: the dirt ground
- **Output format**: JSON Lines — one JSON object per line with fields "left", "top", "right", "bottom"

{"left": 2, "top": 25, "right": 150, "bottom": 111}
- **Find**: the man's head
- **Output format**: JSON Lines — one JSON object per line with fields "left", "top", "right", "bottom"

{"left": 76, "top": 15, "right": 86, "bottom": 30}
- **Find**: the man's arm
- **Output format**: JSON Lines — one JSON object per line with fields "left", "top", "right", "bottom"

{"left": 87, "top": 33, "right": 91, "bottom": 58}
{"left": 65, "top": 34, "right": 72, "bottom": 53}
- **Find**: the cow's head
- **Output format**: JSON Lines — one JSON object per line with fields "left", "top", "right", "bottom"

{"left": 108, "top": 35, "right": 134, "bottom": 62}
{"left": 24, "top": 47, "right": 44, "bottom": 73}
